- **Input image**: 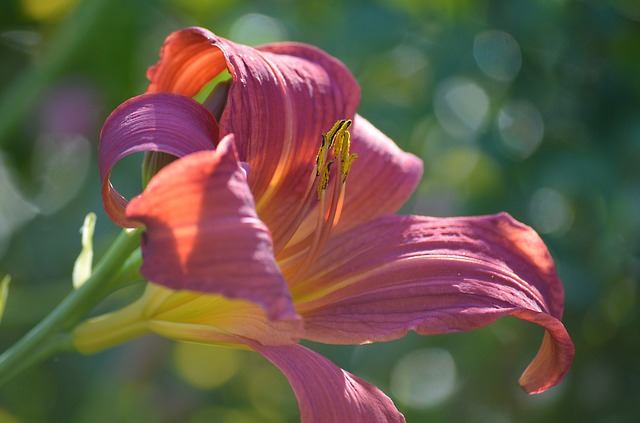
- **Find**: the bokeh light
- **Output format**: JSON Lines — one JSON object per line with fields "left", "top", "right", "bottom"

{"left": 21, "top": 0, "right": 80, "bottom": 21}
{"left": 434, "top": 77, "right": 489, "bottom": 140}
{"left": 497, "top": 99, "right": 545, "bottom": 160}
{"left": 228, "top": 14, "right": 288, "bottom": 46}
{"left": 473, "top": 30, "right": 522, "bottom": 82}
{"left": 246, "top": 361, "right": 296, "bottom": 421}
{"left": 391, "top": 348, "right": 457, "bottom": 409}
{"left": 528, "top": 187, "right": 574, "bottom": 235}
{"left": 173, "top": 343, "right": 242, "bottom": 389}
{"left": 0, "top": 407, "right": 19, "bottom": 423}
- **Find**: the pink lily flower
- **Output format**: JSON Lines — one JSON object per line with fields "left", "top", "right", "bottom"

{"left": 74, "top": 27, "right": 574, "bottom": 422}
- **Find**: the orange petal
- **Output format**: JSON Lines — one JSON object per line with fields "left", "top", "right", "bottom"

{"left": 146, "top": 27, "right": 228, "bottom": 96}
{"left": 126, "top": 136, "right": 296, "bottom": 320}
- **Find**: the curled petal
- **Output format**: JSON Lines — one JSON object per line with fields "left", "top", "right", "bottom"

{"left": 145, "top": 27, "right": 361, "bottom": 245}
{"left": 512, "top": 310, "right": 574, "bottom": 394}
{"left": 146, "top": 27, "right": 228, "bottom": 96}
{"left": 99, "top": 92, "right": 218, "bottom": 227}
{"left": 295, "top": 213, "right": 574, "bottom": 393}
{"left": 250, "top": 342, "right": 405, "bottom": 423}
{"left": 126, "top": 136, "right": 296, "bottom": 320}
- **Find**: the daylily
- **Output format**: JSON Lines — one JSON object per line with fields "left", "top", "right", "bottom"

{"left": 73, "top": 27, "right": 574, "bottom": 422}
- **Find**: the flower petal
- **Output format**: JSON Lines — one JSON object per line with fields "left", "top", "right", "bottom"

{"left": 337, "top": 114, "right": 423, "bottom": 231}
{"left": 146, "top": 27, "right": 228, "bottom": 96}
{"left": 249, "top": 342, "right": 405, "bottom": 423}
{"left": 224, "top": 41, "right": 360, "bottom": 239}
{"left": 145, "top": 27, "right": 361, "bottom": 247}
{"left": 99, "top": 92, "right": 218, "bottom": 227}
{"left": 295, "top": 213, "right": 574, "bottom": 393}
{"left": 511, "top": 310, "right": 574, "bottom": 394}
{"left": 126, "top": 136, "right": 296, "bottom": 320}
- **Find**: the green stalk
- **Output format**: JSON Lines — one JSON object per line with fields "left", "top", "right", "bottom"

{"left": 0, "top": 228, "right": 141, "bottom": 388}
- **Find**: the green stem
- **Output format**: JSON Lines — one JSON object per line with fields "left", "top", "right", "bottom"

{"left": 0, "top": 228, "right": 141, "bottom": 388}
{"left": 108, "top": 247, "right": 143, "bottom": 295}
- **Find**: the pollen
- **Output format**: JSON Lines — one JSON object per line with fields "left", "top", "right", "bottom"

{"left": 315, "top": 119, "right": 358, "bottom": 200}
{"left": 281, "top": 119, "right": 359, "bottom": 278}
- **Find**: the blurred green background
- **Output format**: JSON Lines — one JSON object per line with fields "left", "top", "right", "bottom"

{"left": 1, "top": 0, "right": 639, "bottom": 422}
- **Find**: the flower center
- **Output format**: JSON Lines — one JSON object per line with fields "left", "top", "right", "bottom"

{"left": 278, "top": 120, "right": 357, "bottom": 280}
{"left": 315, "top": 119, "right": 358, "bottom": 200}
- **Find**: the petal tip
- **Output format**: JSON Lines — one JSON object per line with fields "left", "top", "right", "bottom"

{"left": 517, "top": 327, "right": 575, "bottom": 394}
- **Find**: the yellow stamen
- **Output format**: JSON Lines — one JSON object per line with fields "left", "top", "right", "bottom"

{"left": 276, "top": 119, "right": 359, "bottom": 257}
{"left": 315, "top": 119, "right": 358, "bottom": 200}
{"left": 284, "top": 119, "right": 357, "bottom": 280}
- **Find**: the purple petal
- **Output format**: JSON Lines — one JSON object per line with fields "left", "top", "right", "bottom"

{"left": 99, "top": 92, "right": 218, "bottom": 227}
{"left": 250, "top": 342, "right": 405, "bottom": 423}
{"left": 126, "top": 136, "right": 295, "bottom": 320}
{"left": 294, "top": 213, "right": 574, "bottom": 393}
{"left": 223, "top": 41, "right": 361, "bottom": 247}
{"left": 336, "top": 114, "right": 424, "bottom": 232}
